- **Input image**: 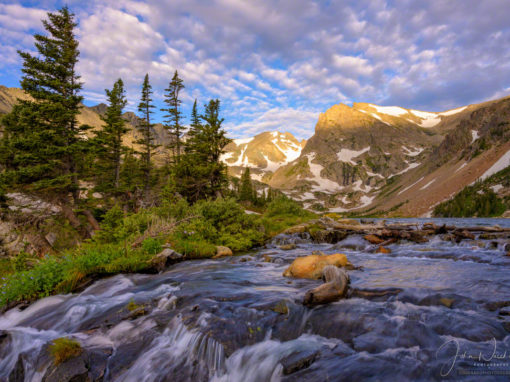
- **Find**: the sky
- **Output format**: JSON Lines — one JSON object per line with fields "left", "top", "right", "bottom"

{"left": 1, "top": 0, "right": 510, "bottom": 139}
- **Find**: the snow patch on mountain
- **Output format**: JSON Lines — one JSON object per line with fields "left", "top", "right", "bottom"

{"left": 369, "top": 104, "right": 408, "bottom": 116}
{"left": 480, "top": 149, "right": 510, "bottom": 180}
{"left": 306, "top": 153, "right": 342, "bottom": 192}
{"left": 471, "top": 130, "right": 480, "bottom": 143}
{"left": 337, "top": 146, "right": 370, "bottom": 165}
{"left": 439, "top": 106, "right": 467, "bottom": 116}
{"left": 233, "top": 137, "right": 254, "bottom": 146}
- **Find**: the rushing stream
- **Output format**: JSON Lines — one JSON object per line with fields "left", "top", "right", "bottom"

{"left": 1, "top": 218, "right": 510, "bottom": 381}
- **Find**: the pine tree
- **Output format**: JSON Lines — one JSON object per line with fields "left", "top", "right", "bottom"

{"left": 185, "top": 99, "right": 201, "bottom": 152}
{"left": 239, "top": 167, "right": 253, "bottom": 202}
{"left": 0, "top": 7, "right": 92, "bottom": 229}
{"left": 162, "top": 71, "right": 184, "bottom": 163}
{"left": 119, "top": 149, "right": 145, "bottom": 210}
{"left": 174, "top": 99, "right": 231, "bottom": 202}
{"left": 135, "top": 74, "right": 158, "bottom": 198}
{"left": 94, "top": 78, "right": 128, "bottom": 195}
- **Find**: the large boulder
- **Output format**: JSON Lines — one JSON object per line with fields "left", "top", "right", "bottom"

{"left": 283, "top": 251, "right": 350, "bottom": 279}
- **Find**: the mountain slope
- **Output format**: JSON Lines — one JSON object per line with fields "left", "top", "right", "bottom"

{"left": 221, "top": 131, "right": 306, "bottom": 181}
{"left": 268, "top": 97, "right": 510, "bottom": 215}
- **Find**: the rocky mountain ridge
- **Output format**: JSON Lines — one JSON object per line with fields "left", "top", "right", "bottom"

{"left": 2, "top": 85, "right": 510, "bottom": 217}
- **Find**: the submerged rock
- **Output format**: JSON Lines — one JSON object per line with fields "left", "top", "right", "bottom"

{"left": 377, "top": 246, "right": 391, "bottom": 254}
{"left": 283, "top": 252, "right": 350, "bottom": 279}
{"left": 280, "top": 243, "right": 297, "bottom": 250}
{"left": 303, "top": 266, "right": 350, "bottom": 306}
{"left": 364, "top": 234, "right": 384, "bottom": 244}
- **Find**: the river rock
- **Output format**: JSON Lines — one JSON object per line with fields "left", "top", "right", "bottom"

{"left": 377, "top": 246, "right": 391, "bottom": 254}
{"left": 283, "top": 252, "right": 350, "bottom": 279}
{"left": 213, "top": 246, "right": 233, "bottom": 258}
{"left": 364, "top": 234, "right": 384, "bottom": 244}
{"left": 41, "top": 343, "right": 112, "bottom": 382}
{"left": 149, "top": 248, "right": 183, "bottom": 272}
{"left": 303, "top": 266, "right": 350, "bottom": 305}
{"left": 309, "top": 229, "right": 348, "bottom": 244}
{"left": 453, "top": 229, "right": 475, "bottom": 242}
{"left": 280, "top": 349, "right": 319, "bottom": 375}
{"left": 280, "top": 243, "right": 297, "bottom": 250}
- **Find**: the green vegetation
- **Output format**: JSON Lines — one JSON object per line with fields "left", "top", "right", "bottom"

{"left": 434, "top": 166, "right": 510, "bottom": 217}
{"left": 49, "top": 338, "right": 82, "bottom": 365}
{"left": 0, "top": 7, "right": 317, "bottom": 309}
{"left": 0, "top": 196, "right": 314, "bottom": 308}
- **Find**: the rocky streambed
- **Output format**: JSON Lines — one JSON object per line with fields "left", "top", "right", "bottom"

{"left": 1, "top": 218, "right": 510, "bottom": 381}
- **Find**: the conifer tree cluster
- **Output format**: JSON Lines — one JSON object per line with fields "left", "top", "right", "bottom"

{"left": 0, "top": 6, "right": 233, "bottom": 235}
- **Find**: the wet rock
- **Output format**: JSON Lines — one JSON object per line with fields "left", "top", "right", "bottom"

{"left": 283, "top": 252, "right": 350, "bottom": 279}
{"left": 281, "top": 349, "right": 319, "bottom": 375}
{"left": 364, "top": 234, "right": 384, "bottom": 244}
{"left": 280, "top": 243, "right": 297, "bottom": 250}
{"left": 309, "top": 229, "right": 348, "bottom": 244}
{"left": 262, "top": 254, "right": 273, "bottom": 262}
{"left": 273, "top": 300, "right": 289, "bottom": 315}
{"left": 213, "top": 246, "right": 233, "bottom": 258}
{"left": 499, "top": 306, "right": 510, "bottom": 316}
{"left": 149, "top": 248, "right": 183, "bottom": 272}
{"left": 8, "top": 354, "right": 25, "bottom": 382}
{"left": 303, "top": 266, "right": 350, "bottom": 306}
{"left": 467, "top": 240, "right": 486, "bottom": 248}
{"left": 439, "top": 298, "right": 454, "bottom": 308}
{"left": 453, "top": 229, "right": 475, "bottom": 242}
{"left": 42, "top": 353, "right": 89, "bottom": 382}
{"left": 377, "top": 246, "right": 391, "bottom": 254}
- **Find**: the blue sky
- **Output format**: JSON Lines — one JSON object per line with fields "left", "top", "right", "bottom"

{"left": 1, "top": 0, "right": 510, "bottom": 139}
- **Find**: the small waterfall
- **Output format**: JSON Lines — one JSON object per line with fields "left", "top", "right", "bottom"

{"left": 115, "top": 316, "right": 226, "bottom": 381}
{"left": 211, "top": 334, "right": 331, "bottom": 382}
{"left": 270, "top": 232, "right": 311, "bottom": 246}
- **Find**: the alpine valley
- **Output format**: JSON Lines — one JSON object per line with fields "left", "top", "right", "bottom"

{"left": 1, "top": 85, "right": 510, "bottom": 217}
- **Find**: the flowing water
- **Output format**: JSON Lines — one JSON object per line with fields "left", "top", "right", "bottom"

{"left": 1, "top": 218, "right": 510, "bottom": 381}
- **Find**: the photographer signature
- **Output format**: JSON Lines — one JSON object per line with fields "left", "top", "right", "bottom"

{"left": 436, "top": 338, "right": 509, "bottom": 377}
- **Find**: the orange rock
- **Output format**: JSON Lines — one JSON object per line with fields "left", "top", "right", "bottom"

{"left": 364, "top": 234, "right": 384, "bottom": 244}
{"left": 283, "top": 252, "right": 350, "bottom": 279}
{"left": 377, "top": 246, "right": 391, "bottom": 254}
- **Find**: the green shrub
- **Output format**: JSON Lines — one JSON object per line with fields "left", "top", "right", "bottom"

{"left": 49, "top": 338, "right": 82, "bottom": 365}
{"left": 265, "top": 196, "right": 309, "bottom": 217}
{"left": 11, "top": 251, "right": 33, "bottom": 272}
{"left": 173, "top": 238, "right": 216, "bottom": 258}
{"left": 141, "top": 237, "right": 162, "bottom": 255}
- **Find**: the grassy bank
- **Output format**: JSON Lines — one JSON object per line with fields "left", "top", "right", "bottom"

{"left": 0, "top": 196, "right": 315, "bottom": 308}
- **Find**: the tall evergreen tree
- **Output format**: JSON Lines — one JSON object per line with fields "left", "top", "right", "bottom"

{"left": 239, "top": 167, "right": 254, "bottom": 202}
{"left": 0, "top": 7, "right": 91, "bottom": 229}
{"left": 185, "top": 99, "right": 201, "bottom": 152}
{"left": 135, "top": 74, "right": 158, "bottom": 197}
{"left": 174, "top": 99, "right": 231, "bottom": 201}
{"left": 94, "top": 78, "right": 128, "bottom": 194}
{"left": 162, "top": 71, "right": 184, "bottom": 162}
